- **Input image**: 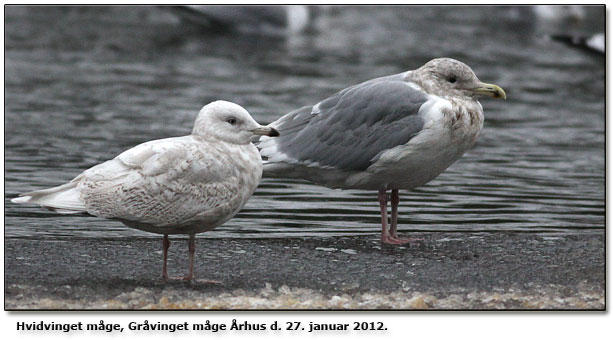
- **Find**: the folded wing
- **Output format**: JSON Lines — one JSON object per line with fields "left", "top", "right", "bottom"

{"left": 259, "top": 77, "right": 430, "bottom": 172}
{"left": 13, "top": 136, "right": 242, "bottom": 226}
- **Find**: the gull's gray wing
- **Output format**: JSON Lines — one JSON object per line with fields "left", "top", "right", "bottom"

{"left": 260, "top": 77, "right": 429, "bottom": 171}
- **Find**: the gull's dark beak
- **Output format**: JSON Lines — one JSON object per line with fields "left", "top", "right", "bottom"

{"left": 252, "top": 126, "right": 280, "bottom": 137}
{"left": 472, "top": 82, "right": 507, "bottom": 100}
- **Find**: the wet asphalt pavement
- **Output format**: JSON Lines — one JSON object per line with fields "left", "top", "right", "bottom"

{"left": 4, "top": 232, "right": 605, "bottom": 310}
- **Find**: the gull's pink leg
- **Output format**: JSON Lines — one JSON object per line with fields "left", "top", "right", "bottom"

{"left": 379, "top": 190, "right": 393, "bottom": 244}
{"left": 162, "top": 234, "right": 170, "bottom": 279}
{"left": 166, "top": 235, "right": 220, "bottom": 283}
{"left": 390, "top": 189, "right": 399, "bottom": 237}
{"left": 380, "top": 189, "right": 406, "bottom": 245}
{"left": 183, "top": 234, "right": 195, "bottom": 281}
{"left": 389, "top": 189, "right": 421, "bottom": 245}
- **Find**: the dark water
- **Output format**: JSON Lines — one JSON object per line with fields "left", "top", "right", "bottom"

{"left": 4, "top": 6, "right": 605, "bottom": 239}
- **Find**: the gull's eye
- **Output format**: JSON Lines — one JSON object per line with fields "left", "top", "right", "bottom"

{"left": 448, "top": 76, "right": 457, "bottom": 83}
{"left": 227, "top": 118, "right": 237, "bottom": 125}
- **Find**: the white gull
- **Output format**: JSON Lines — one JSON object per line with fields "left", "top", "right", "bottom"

{"left": 12, "top": 100, "right": 279, "bottom": 280}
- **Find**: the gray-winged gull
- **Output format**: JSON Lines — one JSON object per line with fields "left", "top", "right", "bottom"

{"left": 259, "top": 58, "right": 506, "bottom": 245}
{"left": 12, "top": 100, "right": 279, "bottom": 280}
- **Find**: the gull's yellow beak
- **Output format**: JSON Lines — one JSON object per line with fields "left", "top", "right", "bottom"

{"left": 472, "top": 82, "right": 507, "bottom": 100}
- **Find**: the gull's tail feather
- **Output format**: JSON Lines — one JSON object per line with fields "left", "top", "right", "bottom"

{"left": 256, "top": 106, "right": 315, "bottom": 170}
{"left": 11, "top": 182, "right": 87, "bottom": 214}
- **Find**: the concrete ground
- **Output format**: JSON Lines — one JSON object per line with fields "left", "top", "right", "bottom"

{"left": 4, "top": 232, "right": 605, "bottom": 310}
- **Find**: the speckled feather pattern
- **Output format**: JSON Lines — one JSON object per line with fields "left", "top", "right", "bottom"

{"left": 76, "top": 136, "right": 262, "bottom": 234}
{"left": 13, "top": 100, "right": 270, "bottom": 236}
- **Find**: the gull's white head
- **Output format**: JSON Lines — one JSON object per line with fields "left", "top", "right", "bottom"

{"left": 192, "top": 100, "right": 279, "bottom": 144}
{"left": 411, "top": 58, "right": 506, "bottom": 100}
